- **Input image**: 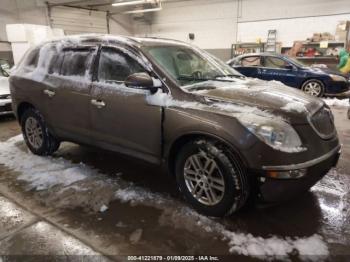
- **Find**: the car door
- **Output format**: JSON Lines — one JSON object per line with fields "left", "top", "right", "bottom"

{"left": 43, "top": 46, "right": 97, "bottom": 143}
{"left": 258, "top": 56, "right": 297, "bottom": 87}
{"left": 232, "top": 56, "right": 262, "bottom": 78}
{"left": 90, "top": 46, "right": 162, "bottom": 163}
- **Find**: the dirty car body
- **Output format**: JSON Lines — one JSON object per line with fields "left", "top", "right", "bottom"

{"left": 9, "top": 35, "right": 340, "bottom": 217}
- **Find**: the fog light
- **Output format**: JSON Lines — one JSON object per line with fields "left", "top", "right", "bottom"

{"left": 266, "top": 169, "right": 307, "bottom": 179}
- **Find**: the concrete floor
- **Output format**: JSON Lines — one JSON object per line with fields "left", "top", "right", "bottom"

{"left": 0, "top": 106, "right": 349, "bottom": 261}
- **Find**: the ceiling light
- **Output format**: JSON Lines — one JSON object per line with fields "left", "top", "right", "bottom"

{"left": 123, "top": 7, "right": 162, "bottom": 14}
{"left": 112, "top": 0, "right": 145, "bottom": 7}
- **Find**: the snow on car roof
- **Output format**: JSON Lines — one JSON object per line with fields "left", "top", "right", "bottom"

{"left": 47, "top": 34, "right": 190, "bottom": 48}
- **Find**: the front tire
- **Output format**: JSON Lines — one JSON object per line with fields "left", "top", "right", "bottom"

{"left": 301, "top": 79, "right": 325, "bottom": 97}
{"left": 175, "top": 139, "right": 249, "bottom": 217}
{"left": 21, "top": 108, "right": 60, "bottom": 156}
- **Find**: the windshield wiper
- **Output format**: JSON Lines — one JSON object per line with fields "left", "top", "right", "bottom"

{"left": 213, "top": 74, "right": 244, "bottom": 79}
{"left": 177, "top": 76, "right": 210, "bottom": 82}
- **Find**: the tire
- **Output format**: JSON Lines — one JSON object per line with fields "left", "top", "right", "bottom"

{"left": 301, "top": 79, "right": 325, "bottom": 97}
{"left": 348, "top": 108, "right": 350, "bottom": 120}
{"left": 175, "top": 139, "right": 249, "bottom": 217}
{"left": 21, "top": 108, "right": 60, "bottom": 156}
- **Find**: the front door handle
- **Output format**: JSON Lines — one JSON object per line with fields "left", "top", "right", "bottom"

{"left": 91, "top": 99, "right": 106, "bottom": 109}
{"left": 43, "top": 89, "right": 56, "bottom": 98}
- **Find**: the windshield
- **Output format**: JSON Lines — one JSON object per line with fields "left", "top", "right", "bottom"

{"left": 142, "top": 45, "right": 243, "bottom": 86}
{"left": 285, "top": 56, "right": 307, "bottom": 68}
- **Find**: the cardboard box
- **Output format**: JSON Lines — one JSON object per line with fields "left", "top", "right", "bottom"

{"left": 335, "top": 21, "right": 350, "bottom": 42}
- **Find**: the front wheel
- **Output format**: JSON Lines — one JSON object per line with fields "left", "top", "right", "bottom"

{"left": 175, "top": 139, "right": 249, "bottom": 217}
{"left": 21, "top": 108, "right": 60, "bottom": 156}
{"left": 301, "top": 79, "right": 325, "bottom": 97}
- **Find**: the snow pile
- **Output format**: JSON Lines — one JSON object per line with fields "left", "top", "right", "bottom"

{"left": 323, "top": 98, "right": 349, "bottom": 107}
{"left": 0, "top": 136, "right": 330, "bottom": 259}
{"left": 281, "top": 101, "right": 307, "bottom": 113}
{"left": 0, "top": 136, "right": 89, "bottom": 190}
{"left": 0, "top": 136, "right": 116, "bottom": 212}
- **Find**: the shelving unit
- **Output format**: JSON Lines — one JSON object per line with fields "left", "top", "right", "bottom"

{"left": 281, "top": 41, "right": 346, "bottom": 68}
{"left": 231, "top": 42, "right": 265, "bottom": 58}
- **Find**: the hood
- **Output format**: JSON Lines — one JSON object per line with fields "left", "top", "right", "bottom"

{"left": 186, "top": 78, "right": 324, "bottom": 124}
{"left": 0, "top": 76, "right": 10, "bottom": 96}
{"left": 303, "top": 66, "right": 349, "bottom": 78}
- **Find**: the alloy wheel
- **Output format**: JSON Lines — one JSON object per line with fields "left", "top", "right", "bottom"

{"left": 303, "top": 81, "right": 322, "bottom": 96}
{"left": 183, "top": 152, "right": 225, "bottom": 206}
{"left": 25, "top": 117, "right": 43, "bottom": 149}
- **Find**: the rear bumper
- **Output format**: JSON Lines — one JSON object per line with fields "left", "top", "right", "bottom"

{"left": 258, "top": 146, "right": 341, "bottom": 202}
{"left": 0, "top": 99, "right": 13, "bottom": 115}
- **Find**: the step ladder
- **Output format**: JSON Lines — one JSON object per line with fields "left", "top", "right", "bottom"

{"left": 265, "top": 30, "right": 277, "bottom": 53}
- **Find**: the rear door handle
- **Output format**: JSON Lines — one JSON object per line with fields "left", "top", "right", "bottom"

{"left": 43, "top": 89, "right": 55, "bottom": 98}
{"left": 91, "top": 99, "right": 106, "bottom": 109}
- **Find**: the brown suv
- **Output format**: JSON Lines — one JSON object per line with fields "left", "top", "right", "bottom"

{"left": 10, "top": 35, "right": 340, "bottom": 217}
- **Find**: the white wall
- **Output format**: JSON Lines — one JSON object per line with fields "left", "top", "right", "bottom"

{"left": 0, "top": 1, "right": 133, "bottom": 40}
{"left": 50, "top": 6, "right": 108, "bottom": 35}
{"left": 133, "top": 0, "right": 350, "bottom": 51}
{"left": 238, "top": 0, "right": 350, "bottom": 22}
{"left": 109, "top": 15, "right": 134, "bottom": 36}
{"left": 237, "top": 14, "right": 350, "bottom": 47}
{"left": 134, "top": 0, "right": 238, "bottom": 49}
{"left": 0, "top": 0, "right": 48, "bottom": 42}
{"left": 237, "top": 0, "right": 350, "bottom": 46}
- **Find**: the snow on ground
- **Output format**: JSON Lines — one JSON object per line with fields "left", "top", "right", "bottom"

{"left": 323, "top": 98, "right": 349, "bottom": 107}
{"left": 0, "top": 135, "right": 330, "bottom": 259}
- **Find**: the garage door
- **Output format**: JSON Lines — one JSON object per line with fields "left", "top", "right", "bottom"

{"left": 50, "top": 6, "right": 108, "bottom": 35}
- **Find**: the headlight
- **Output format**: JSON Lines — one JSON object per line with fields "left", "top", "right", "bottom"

{"left": 330, "top": 74, "right": 347, "bottom": 82}
{"left": 239, "top": 116, "right": 306, "bottom": 153}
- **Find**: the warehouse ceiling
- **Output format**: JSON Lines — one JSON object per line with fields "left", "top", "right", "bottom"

{"left": 46, "top": 0, "right": 163, "bottom": 15}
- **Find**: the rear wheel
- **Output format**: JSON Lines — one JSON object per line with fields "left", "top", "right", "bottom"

{"left": 21, "top": 108, "right": 60, "bottom": 156}
{"left": 175, "top": 139, "right": 249, "bottom": 217}
{"left": 301, "top": 79, "right": 325, "bottom": 97}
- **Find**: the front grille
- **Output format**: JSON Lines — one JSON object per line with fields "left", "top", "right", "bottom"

{"left": 0, "top": 103, "right": 12, "bottom": 113}
{"left": 0, "top": 94, "right": 10, "bottom": 99}
{"left": 309, "top": 107, "right": 335, "bottom": 139}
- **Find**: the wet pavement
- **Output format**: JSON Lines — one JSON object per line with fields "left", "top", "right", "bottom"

{"left": 0, "top": 106, "right": 349, "bottom": 261}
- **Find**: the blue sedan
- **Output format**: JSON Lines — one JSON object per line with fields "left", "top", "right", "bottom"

{"left": 227, "top": 53, "right": 350, "bottom": 97}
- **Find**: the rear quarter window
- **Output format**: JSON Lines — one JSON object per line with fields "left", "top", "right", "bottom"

{"left": 23, "top": 48, "right": 40, "bottom": 68}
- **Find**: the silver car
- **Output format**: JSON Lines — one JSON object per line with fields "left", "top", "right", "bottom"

{"left": 0, "top": 60, "right": 12, "bottom": 115}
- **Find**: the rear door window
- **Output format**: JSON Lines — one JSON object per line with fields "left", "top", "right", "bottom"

{"left": 60, "top": 48, "right": 96, "bottom": 77}
{"left": 263, "top": 56, "right": 288, "bottom": 69}
{"left": 97, "top": 47, "right": 145, "bottom": 83}
{"left": 241, "top": 56, "right": 262, "bottom": 67}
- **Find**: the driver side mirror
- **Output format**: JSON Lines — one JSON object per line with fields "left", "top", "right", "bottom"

{"left": 125, "top": 72, "right": 159, "bottom": 93}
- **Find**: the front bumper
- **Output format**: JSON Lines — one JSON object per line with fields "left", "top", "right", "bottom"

{"left": 0, "top": 98, "right": 13, "bottom": 115}
{"left": 258, "top": 146, "right": 341, "bottom": 202}
{"left": 325, "top": 79, "right": 350, "bottom": 97}
{"left": 325, "top": 89, "right": 350, "bottom": 98}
